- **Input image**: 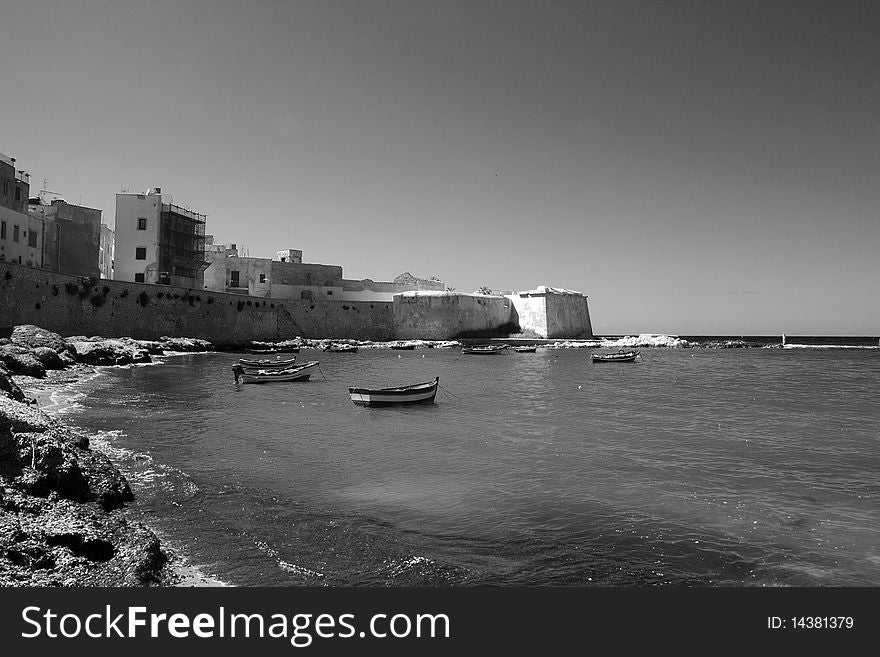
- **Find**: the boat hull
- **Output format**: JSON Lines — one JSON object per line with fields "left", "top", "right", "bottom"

{"left": 590, "top": 350, "right": 640, "bottom": 363}
{"left": 241, "top": 372, "right": 311, "bottom": 383}
{"left": 238, "top": 361, "right": 319, "bottom": 384}
{"left": 348, "top": 378, "right": 439, "bottom": 407}
{"left": 462, "top": 346, "right": 507, "bottom": 355}
{"left": 239, "top": 357, "right": 297, "bottom": 368}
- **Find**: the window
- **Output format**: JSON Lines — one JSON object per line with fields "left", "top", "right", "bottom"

{"left": 301, "top": 290, "right": 313, "bottom": 300}
{"left": 2, "top": 181, "right": 7, "bottom": 194}
{"left": 230, "top": 270, "right": 241, "bottom": 287}
{"left": 135, "top": 247, "right": 146, "bottom": 260}
{"left": 259, "top": 273, "right": 266, "bottom": 283}
{"left": 1, "top": 221, "right": 5, "bottom": 239}
{"left": 28, "top": 231, "right": 37, "bottom": 248}
{"left": 326, "top": 290, "right": 333, "bottom": 296}
{"left": 15, "top": 187, "right": 21, "bottom": 201}
{"left": 137, "top": 218, "right": 147, "bottom": 230}
{"left": 13, "top": 225, "right": 19, "bottom": 242}
{"left": 134, "top": 273, "right": 145, "bottom": 283}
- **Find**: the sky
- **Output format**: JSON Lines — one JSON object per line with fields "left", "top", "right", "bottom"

{"left": 1, "top": 0, "right": 878, "bottom": 335}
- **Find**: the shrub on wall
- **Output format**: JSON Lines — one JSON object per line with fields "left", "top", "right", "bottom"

{"left": 137, "top": 291, "right": 149, "bottom": 307}
{"left": 65, "top": 282, "right": 80, "bottom": 295}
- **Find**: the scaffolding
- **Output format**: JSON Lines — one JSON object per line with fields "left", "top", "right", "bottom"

{"left": 158, "top": 203, "right": 209, "bottom": 283}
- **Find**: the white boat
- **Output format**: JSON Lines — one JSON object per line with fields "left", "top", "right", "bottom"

{"left": 348, "top": 377, "right": 439, "bottom": 407}
{"left": 239, "top": 356, "right": 297, "bottom": 368}
{"left": 236, "top": 361, "right": 319, "bottom": 384}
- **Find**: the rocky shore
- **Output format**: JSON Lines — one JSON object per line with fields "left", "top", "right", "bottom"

{"left": 0, "top": 325, "right": 216, "bottom": 587}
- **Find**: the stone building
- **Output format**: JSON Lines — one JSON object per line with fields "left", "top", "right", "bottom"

{"left": 28, "top": 190, "right": 102, "bottom": 278}
{"left": 114, "top": 188, "right": 208, "bottom": 287}
{"left": 0, "top": 151, "right": 41, "bottom": 268}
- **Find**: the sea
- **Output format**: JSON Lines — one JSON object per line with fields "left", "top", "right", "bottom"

{"left": 41, "top": 337, "right": 880, "bottom": 587}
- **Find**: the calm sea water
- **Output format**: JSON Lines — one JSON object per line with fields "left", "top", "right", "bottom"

{"left": 50, "top": 344, "right": 880, "bottom": 586}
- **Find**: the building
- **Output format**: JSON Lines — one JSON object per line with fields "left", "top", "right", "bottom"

{"left": 0, "top": 152, "right": 41, "bottom": 268}
{"left": 114, "top": 188, "right": 208, "bottom": 287}
{"left": 99, "top": 223, "right": 115, "bottom": 279}
{"left": 505, "top": 286, "right": 593, "bottom": 338}
{"left": 203, "top": 241, "right": 445, "bottom": 302}
{"left": 275, "top": 249, "right": 302, "bottom": 263}
{"left": 28, "top": 190, "right": 102, "bottom": 278}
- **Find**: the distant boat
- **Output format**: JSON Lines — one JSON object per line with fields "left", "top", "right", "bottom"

{"left": 235, "top": 361, "right": 319, "bottom": 384}
{"left": 513, "top": 345, "right": 537, "bottom": 353}
{"left": 239, "top": 356, "right": 297, "bottom": 368}
{"left": 249, "top": 348, "right": 278, "bottom": 355}
{"left": 349, "top": 377, "right": 439, "bottom": 407}
{"left": 462, "top": 345, "right": 508, "bottom": 355}
{"left": 390, "top": 342, "right": 416, "bottom": 350}
{"left": 324, "top": 343, "right": 358, "bottom": 353}
{"left": 590, "top": 349, "right": 640, "bottom": 363}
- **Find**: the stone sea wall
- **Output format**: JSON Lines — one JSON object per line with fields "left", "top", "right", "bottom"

{"left": 0, "top": 262, "right": 394, "bottom": 343}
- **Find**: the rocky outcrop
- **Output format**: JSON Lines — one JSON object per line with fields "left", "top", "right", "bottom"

{"left": 158, "top": 336, "right": 213, "bottom": 352}
{"left": 65, "top": 338, "right": 152, "bottom": 366}
{"left": 0, "top": 395, "right": 172, "bottom": 586}
{"left": 0, "top": 363, "right": 26, "bottom": 403}
{"left": 10, "top": 325, "right": 71, "bottom": 355}
{"left": 0, "top": 344, "right": 47, "bottom": 378}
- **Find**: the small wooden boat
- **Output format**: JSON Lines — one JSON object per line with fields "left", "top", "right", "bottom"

{"left": 462, "top": 345, "right": 508, "bottom": 355}
{"left": 249, "top": 348, "right": 278, "bottom": 355}
{"left": 349, "top": 377, "right": 439, "bottom": 407}
{"left": 590, "top": 349, "right": 640, "bottom": 363}
{"left": 324, "top": 343, "right": 358, "bottom": 353}
{"left": 513, "top": 345, "right": 537, "bottom": 353}
{"left": 390, "top": 342, "right": 416, "bottom": 350}
{"left": 236, "top": 361, "right": 319, "bottom": 384}
{"left": 239, "top": 356, "right": 297, "bottom": 368}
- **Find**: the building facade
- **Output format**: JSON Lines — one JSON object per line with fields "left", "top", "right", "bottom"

{"left": 28, "top": 191, "right": 102, "bottom": 278}
{"left": 99, "top": 223, "right": 114, "bottom": 279}
{"left": 0, "top": 152, "right": 40, "bottom": 268}
{"left": 114, "top": 188, "right": 208, "bottom": 287}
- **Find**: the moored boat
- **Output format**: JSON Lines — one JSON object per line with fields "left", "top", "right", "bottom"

{"left": 234, "top": 360, "right": 319, "bottom": 384}
{"left": 348, "top": 377, "right": 440, "bottom": 407}
{"left": 590, "top": 349, "right": 640, "bottom": 363}
{"left": 239, "top": 356, "right": 297, "bottom": 368}
{"left": 390, "top": 342, "right": 416, "bottom": 350}
{"left": 513, "top": 345, "right": 537, "bottom": 353}
{"left": 461, "top": 345, "right": 508, "bottom": 355}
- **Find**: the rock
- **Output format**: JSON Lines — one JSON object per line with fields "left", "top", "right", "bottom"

{"left": 10, "top": 325, "right": 69, "bottom": 354}
{"left": 0, "top": 345, "right": 46, "bottom": 378}
{"left": 0, "top": 393, "right": 167, "bottom": 587}
{"left": 66, "top": 339, "right": 152, "bottom": 366}
{"left": 31, "top": 347, "right": 66, "bottom": 370}
{"left": 158, "top": 336, "right": 213, "bottom": 352}
{"left": 0, "top": 363, "right": 26, "bottom": 402}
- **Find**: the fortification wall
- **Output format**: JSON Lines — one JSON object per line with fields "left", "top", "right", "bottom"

{"left": 0, "top": 262, "right": 394, "bottom": 342}
{"left": 393, "top": 293, "right": 517, "bottom": 339}
{"left": 545, "top": 293, "right": 593, "bottom": 338}
{"left": 507, "top": 294, "right": 547, "bottom": 337}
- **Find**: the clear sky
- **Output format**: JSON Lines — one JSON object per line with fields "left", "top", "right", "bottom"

{"left": 2, "top": 0, "right": 878, "bottom": 335}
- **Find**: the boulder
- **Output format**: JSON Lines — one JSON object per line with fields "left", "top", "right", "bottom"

{"left": 66, "top": 339, "right": 152, "bottom": 366}
{"left": 0, "top": 363, "right": 26, "bottom": 402}
{"left": 10, "top": 325, "right": 69, "bottom": 354}
{"left": 0, "top": 345, "right": 46, "bottom": 378}
{"left": 32, "top": 347, "right": 66, "bottom": 370}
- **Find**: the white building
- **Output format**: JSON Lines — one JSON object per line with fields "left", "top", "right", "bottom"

{"left": 114, "top": 188, "right": 208, "bottom": 287}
